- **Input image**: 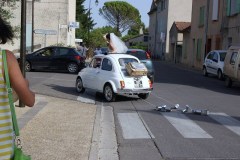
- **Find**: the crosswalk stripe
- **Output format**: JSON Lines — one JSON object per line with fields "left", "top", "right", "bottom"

{"left": 209, "top": 112, "right": 240, "bottom": 136}
{"left": 118, "top": 113, "right": 152, "bottom": 139}
{"left": 77, "top": 95, "right": 95, "bottom": 104}
{"left": 162, "top": 112, "right": 213, "bottom": 138}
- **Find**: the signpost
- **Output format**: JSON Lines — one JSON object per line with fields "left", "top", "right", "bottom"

{"left": 34, "top": 29, "right": 57, "bottom": 47}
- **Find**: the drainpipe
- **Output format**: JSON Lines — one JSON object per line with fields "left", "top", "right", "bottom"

{"left": 204, "top": 0, "right": 210, "bottom": 59}
{"left": 154, "top": 7, "right": 158, "bottom": 59}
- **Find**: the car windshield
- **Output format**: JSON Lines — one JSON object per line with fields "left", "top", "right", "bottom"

{"left": 118, "top": 58, "right": 138, "bottom": 67}
{"left": 219, "top": 52, "right": 227, "bottom": 61}
{"left": 126, "top": 50, "right": 147, "bottom": 60}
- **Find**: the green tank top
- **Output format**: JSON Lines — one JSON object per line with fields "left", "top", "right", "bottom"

{"left": 0, "top": 50, "right": 14, "bottom": 159}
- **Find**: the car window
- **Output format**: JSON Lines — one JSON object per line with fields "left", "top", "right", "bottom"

{"left": 206, "top": 52, "right": 213, "bottom": 60}
{"left": 118, "top": 58, "right": 138, "bottom": 67}
{"left": 58, "top": 48, "right": 70, "bottom": 56}
{"left": 102, "top": 58, "right": 112, "bottom": 71}
{"left": 213, "top": 52, "right": 218, "bottom": 62}
{"left": 89, "top": 58, "right": 102, "bottom": 68}
{"left": 230, "top": 52, "right": 238, "bottom": 65}
{"left": 37, "top": 48, "right": 54, "bottom": 57}
{"left": 126, "top": 50, "right": 147, "bottom": 60}
{"left": 219, "top": 52, "right": 227, "bottom": 61}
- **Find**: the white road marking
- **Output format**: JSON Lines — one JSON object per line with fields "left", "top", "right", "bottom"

{"left": 117, "top": 113, "right": 153, "bottom": 139}
{"left": 162, "top": 112, "right": 212, "bottom": 138}
{"left": 77, "top": 95, "right": 95, "bottom": 104}
{"left": 209, "top": 112, "right": 240, "bottom": 136}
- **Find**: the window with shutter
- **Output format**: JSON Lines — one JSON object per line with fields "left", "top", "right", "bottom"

{"left": 196, "top": 38, "right": 202, "bottom": 61}
{"left": 199, "top": 6, "right": 205, "bottom": 27}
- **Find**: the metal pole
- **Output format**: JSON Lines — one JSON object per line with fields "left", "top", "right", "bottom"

{"left": 19, "top": 0, "right": 27, "bottom": 107}
{"left": 31, "top": 0, "right": 34, "bottom": 52}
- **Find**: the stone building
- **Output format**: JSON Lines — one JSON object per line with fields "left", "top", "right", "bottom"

{"left": 148, "top": 0, "right": 192, "bottom": 60}
{"left": 2, "top": 0, "right": 76, "bottom": 53}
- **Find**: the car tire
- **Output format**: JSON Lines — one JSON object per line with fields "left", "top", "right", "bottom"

{"left": 203, "top": 67, "right": 208, "bottom": 77}
{"left": 217, "top": 69, "right": 223, "bottom": 80}
{"left": 25, "top": 61, "right": 31, "bottom": 72}
{"left": 138, "top": 93, "right": 150, "bottom": 99}
{"left": 67, "top": 62, "right": 79, "bottom": 73}
{"left": 104, "top": 84, "right": 116, "bottom": 102}
{"left": 225, "top": 76, "right": 232, "bottom": 88}
{"left": 76, "top": 77, "right": 85, "bottom": 93}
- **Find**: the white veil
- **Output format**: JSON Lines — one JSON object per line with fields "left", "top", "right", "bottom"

{"left": 110, "top": 33, "right": 128, "bottom": 53}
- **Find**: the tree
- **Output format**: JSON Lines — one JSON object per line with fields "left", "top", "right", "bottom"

{"left": 0, "top": 1, "right": 20, "bottom": 38}
{"left": 89, "top": 26, "right": 117, "bottom": 48}
{"left": 75, "top": 0, "right": 96, "bottom": 45}
{"left": 128, "top": 22, "right": 145, "bottom": 36}
{"left": 99, "top": 1, "right": 142, "bottom": 34}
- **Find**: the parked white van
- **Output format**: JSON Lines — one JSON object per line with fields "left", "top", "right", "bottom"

{"left": 223, "top": 46, "right": 240, "bottom": 87}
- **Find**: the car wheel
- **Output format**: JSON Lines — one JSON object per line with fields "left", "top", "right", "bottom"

{"left": 76, "top": 77, "right": 85, "bottom": 93}
{"left": 225, "top": 76, "right": 232, "bottom": 88}
{"left": 104, "top": 84, "right": 116, "bottom": 102}
{"left": 203, "top": 67, "right": 208, "bottom": 76}
{"left": 25, "top": 61, "right": 31, "bottom": 72}
{"left": 138, "top": 93, "right": 150, "bottom": 99}
{"left": 67, "top": 62, "right": 79, "bottom": 73}
{"left": 217, "top": 69, "right": 223, "bottom": 80}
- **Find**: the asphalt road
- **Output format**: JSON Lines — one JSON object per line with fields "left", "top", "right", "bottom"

{"left": 27, "top": 61, "right": 240, "bottom": 160}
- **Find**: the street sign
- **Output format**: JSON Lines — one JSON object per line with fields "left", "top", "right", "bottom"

{"left": 34, "top": 29, "right": 57, "bottom": 35}
{"left": 69, "top": 22, "right": 79, "bottom": 29}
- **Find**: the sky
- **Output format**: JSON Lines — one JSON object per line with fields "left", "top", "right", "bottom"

{"left": 84, "top": 0, "right": 152, "bottom": 29}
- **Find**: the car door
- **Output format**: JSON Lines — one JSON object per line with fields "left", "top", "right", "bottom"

{"left": 50, "top": 47, "right": 70, "bottom": 70}
{"left": 237, "top": 51, "right": 240, "bottom": 81}
{"left": 96, "top": 58, "right": 114, "bottom": 91}
{"left": 84, "top": 58, "right": 102, "bottom": 90}
{"left": 211, "top": 52, "right": 219, "bottom": 75}
{"left": 30, "top": 47, "right": 54, "bottom": 70}
{"left": 205, "top": 52, "right": 214, "bottom": 73}
{"left": 228, "top": 51, "right": 238, "bottom": 79}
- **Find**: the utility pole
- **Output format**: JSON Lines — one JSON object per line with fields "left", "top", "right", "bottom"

{"left": 19, "top": 0, "right": 27, "bottom": 107}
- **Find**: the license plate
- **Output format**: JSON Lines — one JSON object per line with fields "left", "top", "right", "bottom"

{"left": 134, "top": 78, "right": 143, "bottom": 88}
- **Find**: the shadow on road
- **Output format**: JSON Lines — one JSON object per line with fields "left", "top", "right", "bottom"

{"left": 152, "top": 61, "right": 240, "bottom": 96}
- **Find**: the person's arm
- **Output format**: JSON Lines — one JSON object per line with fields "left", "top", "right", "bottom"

{"left": 5, "top": 50, "right": 35, "bottom": 107}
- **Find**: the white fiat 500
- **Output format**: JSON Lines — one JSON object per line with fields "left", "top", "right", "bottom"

{"left": 76, "top": 54, "right": 153, "bottom": 102}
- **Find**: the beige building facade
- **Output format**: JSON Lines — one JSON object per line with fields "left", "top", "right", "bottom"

{"left": 2, "top": 0, "right": 76, "bottom": 53}
{"left": 148, "top": 0, "right": 192, "bottom": 60}
{"left": 186, "top": 0, "right": 240, "bottom": 69}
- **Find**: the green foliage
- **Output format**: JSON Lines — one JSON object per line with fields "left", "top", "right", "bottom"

{"left": 88, "top": 26, "right": 116, "bottom": 48}
{"left": 75, "top": 0, "right": 96, "bottom": 45}
{"left": 130, "top": 42, "right": 148, "bottom": 51}
{"left": 0, "top": 0, "right": 20, "bottom": 39}
{"left": 128, "top": 22, "right": 145, "bottom": 36}
{"left": 99, "top": 1, "right": 142, "bottom": 34}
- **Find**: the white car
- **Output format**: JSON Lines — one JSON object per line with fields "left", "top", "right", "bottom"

{"left": 76, "top": 54, "right": 153, "bottom": 102}
{"left": 203, "top": 50, "right": 227, "bottom": 79}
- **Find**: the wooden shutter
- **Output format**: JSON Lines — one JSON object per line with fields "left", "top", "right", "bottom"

{"left": 212, "top": 0, "right": 219, "bottom": 20}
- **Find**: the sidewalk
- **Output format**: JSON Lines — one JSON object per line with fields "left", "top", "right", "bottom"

{"left": 15, "top": 94, "right": 97, "bottom": 160}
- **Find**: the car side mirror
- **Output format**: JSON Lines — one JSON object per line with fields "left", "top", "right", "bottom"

{"left": 213, "top": 59, "right": 218, "bottom": 63}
